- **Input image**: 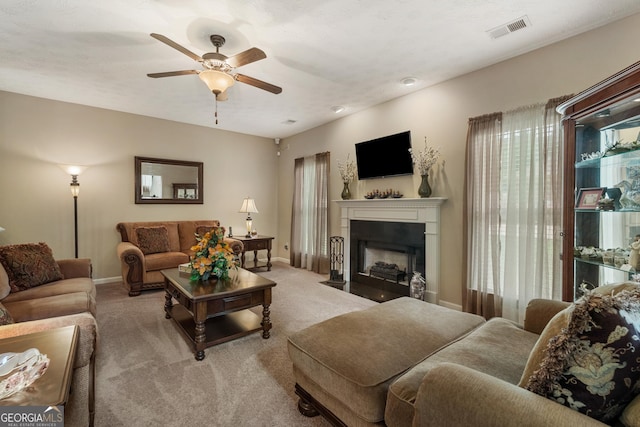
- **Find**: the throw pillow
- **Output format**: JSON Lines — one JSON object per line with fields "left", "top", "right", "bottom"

{"left": 0, "top": 242, "right": 64, "bottom": 293}
{"left": 0, "top": 303, "right": 13, "bottom": 325}
{"left": 135, "top": 227, "right": 170, "bottom": 255}
{"left": 196, "top": 226, "right": 226, "bottom": 238}
{"left": 525, "top": 287, "right": 640, "bottom": 423}
{"left": 518, "top": 305, "right": 573, "bottom": 387}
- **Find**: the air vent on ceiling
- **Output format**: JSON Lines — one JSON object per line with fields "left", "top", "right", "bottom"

{"left": 487, "top": 15, "right": 531, "bottom": 39}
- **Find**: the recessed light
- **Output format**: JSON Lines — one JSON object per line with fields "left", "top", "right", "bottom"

{"left": 331, "top": 106, "right": 345, "bottom": 113}
{"left": 401, "top": 77, "right": 417, "bottom": 86}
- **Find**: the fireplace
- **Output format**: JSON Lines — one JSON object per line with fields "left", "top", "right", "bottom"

{"left": 336, "top": 198, "right": 445, "bottom": 303}
{"left": 350, "top": 220, "right": 425, "bottom": 300}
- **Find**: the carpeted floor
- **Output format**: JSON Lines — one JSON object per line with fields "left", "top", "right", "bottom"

{"left": 94, "top": 262, "right": 377, "bottom": 426}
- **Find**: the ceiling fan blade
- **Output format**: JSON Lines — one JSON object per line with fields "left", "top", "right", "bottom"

{"left": 147, "top": 70, "right": 198, "bottom": 78}
{"left": 226, "top": 47, "right": 266, "bottom": 68}
{"left": 150, "top": 33, "right": 202, "bottom": 62}
{"left": 236, "top": 73, "right": 282, "bottom": 94}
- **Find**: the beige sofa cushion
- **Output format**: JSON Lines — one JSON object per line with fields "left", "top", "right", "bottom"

{"left": 518, "top": 305, "right": 573, "bottom": 387}
{"left": 386, "top": 317, "right": 539, "bottom": 427}
{"left": 287, "top": 298, "right": 485, "bottom": 424}
{"left": 2, "top": 277, "right": 96, "bottom": 303}
{"left": 4, "top": 291, "right": 96, "bottom": 323}
{"left": 144, "top": 252, "right": 190, "bottom": 272}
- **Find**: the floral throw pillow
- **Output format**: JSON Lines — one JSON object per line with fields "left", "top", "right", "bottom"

{"left": 135, "top": 226, "right": 170, "bottom": 255}
{"left": 0, "top": 243, "right": 64, "bottom": 293}
{"left": 525, "top": 288, "right": 640, "bottom": 422}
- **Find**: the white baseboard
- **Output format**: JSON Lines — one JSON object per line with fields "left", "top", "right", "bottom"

{"left": 439, "top": 300, "right": 462, "bottom": 311}
{"left": 94, "top": 276, "right": 121, "bottom": 285}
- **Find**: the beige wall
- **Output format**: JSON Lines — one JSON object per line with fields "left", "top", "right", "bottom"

{"left": 0, "top": 93, "right": 279, "bottom": 280}
{"left": 277, "top": 13, "right": 640, "bottom": 308}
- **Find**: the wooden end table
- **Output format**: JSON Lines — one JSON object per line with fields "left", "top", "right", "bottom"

{"left": 233, "top": 235, "right": 274, "bottom": 271}
{"left": 0, "top": 325, "right": 78, "bottom": 406}
{"left": 162, "top": 267, "right": 277, "bottom": 361}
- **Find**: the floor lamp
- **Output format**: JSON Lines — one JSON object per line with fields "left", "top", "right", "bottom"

{"left": 61, "top": 165, "right": 85, "bottom": 258}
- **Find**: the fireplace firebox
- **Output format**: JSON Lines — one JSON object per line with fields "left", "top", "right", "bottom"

{"left": 350, "top": 220, "right": 425, "bottom": 301}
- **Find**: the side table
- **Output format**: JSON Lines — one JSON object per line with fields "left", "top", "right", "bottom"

{"left": 233, "top": 235, "right": 274, "bottom": 271}
{"left": 0, "top": 325, "right": 78, "bottom": 406}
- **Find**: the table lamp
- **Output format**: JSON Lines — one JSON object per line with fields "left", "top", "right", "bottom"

{"left": 239, "top": 197, "right": 259, "bottom": 237}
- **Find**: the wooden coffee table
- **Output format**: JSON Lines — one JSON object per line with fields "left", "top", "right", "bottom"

{"left": 161, "top": 267, "right": 276, "bottom": 361}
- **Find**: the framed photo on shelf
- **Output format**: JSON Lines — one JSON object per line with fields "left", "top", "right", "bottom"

{"left": 576, "top": 187, "right": 606, "bottom": 209}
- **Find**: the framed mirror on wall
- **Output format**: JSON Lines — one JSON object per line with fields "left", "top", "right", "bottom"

{"left": 134, "top": 156, "right": 203, "bottom": 204}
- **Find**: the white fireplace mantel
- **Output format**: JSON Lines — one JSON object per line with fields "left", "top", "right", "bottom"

{"left": 335, "top": 197, "right": 446, "bottom": 303}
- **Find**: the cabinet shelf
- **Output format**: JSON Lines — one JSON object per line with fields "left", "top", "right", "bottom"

{"left": 575, "top": 148, "right": 640, "bottom": 169}
{"left": 574, "top": 256, "right": 636, "bottom": 274}
{"left": 575, "top": 209, "right": 640, "bottom": 213}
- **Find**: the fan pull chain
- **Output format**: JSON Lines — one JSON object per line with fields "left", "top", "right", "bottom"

{"left": 214, "top": 94, "right": 219, "bottom": 125}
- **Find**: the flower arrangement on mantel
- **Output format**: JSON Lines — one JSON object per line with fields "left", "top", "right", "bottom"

{"left": 338, "top": 154, "right": 357, "bottom": 183}
{"left": 409, "top": 137, "right": 442, "bottom": 176}
{"left": 189, "top": 228, "right": 238, "bottom": 281}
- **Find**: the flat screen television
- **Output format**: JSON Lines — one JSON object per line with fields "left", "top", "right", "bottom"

{"left": 355, "top": 131, "right": 414, "bottom": 180}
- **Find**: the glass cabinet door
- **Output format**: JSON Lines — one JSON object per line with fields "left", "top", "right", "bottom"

{"left": 572, "top": 95, "right": 640, "bottom": 298}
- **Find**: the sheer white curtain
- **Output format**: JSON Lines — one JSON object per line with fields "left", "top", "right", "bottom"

{"left": 464, "top": 113, "right": 503, "bottom": 319}
{"left": 290, "top": 152, "right": 330, "bottom": 273}
{"left": 465, "top": 97, "right": 569, "bottom": 323}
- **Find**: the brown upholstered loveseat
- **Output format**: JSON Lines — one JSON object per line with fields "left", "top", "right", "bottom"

{"left": 288, "top": 284, "right": 640, "bottom": 426}
{"left": 0, "top": 244, "right": 97, "bottom": 427}
{"left": 116, "top": 220, "right": 243, "bottom": 296}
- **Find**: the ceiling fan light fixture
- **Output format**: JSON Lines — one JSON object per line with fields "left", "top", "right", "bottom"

{"left": 198, "top": 70, "right": 235, "bottom": 95}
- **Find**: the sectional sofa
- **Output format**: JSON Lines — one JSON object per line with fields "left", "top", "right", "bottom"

{"left": 288, "top": 283, "right": 640, "bottom": 426}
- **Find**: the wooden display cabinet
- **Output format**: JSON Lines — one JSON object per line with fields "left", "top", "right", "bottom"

{"left": 559, "top": 61, "right": 640, "bottom": 301}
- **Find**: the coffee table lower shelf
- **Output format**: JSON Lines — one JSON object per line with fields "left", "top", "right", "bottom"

{"left": 166, "top": 304, "right": 264, "bottom": 350}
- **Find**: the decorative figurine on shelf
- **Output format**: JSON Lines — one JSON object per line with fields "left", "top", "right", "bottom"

{"left": 596, "top": 197, "right": 615, "bottom": 211}
{"left": 614, "top": 166, "right": 640, "bottom": 211}
{"left": 629, "top": 235, "right": 640, "bottom": 271}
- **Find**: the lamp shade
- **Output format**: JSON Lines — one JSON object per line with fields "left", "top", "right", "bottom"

{"left": 239, "top": 198, "right": 259, "bottom": 214}
{"left": 58, "top": 165, "right": 87, "bottom": 176}
{"left": 198, "top": 70, "right": 235, "bottom": 95}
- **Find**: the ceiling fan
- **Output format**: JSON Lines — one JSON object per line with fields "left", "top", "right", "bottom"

{"left": 147, "top": 32, "right": 282, "bottom": 106}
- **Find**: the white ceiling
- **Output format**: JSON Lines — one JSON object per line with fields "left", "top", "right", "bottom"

{"left": 2, "top": 1, "right": 640, "bottom": 139}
